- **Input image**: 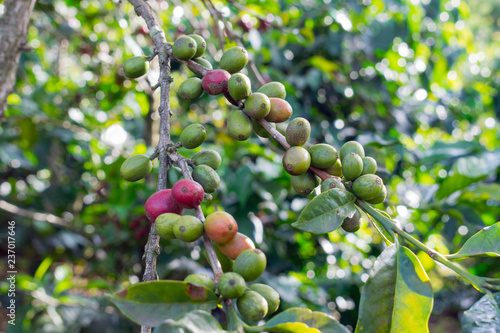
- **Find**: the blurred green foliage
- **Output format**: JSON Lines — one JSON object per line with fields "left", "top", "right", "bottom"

{"left": 0, "top": 0, "right": 499, "bottom": 331}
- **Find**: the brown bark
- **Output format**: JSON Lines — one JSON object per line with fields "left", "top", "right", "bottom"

{"left": 0, "top": 0, "right": 37, "bottom": 122}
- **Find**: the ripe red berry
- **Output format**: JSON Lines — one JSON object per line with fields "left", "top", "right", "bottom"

{"left": 172, "top": 179, "right": 205, "bottom": 209}
{"left": 145, "top": 189, "right": 183, "bottom": 223}
{"left": 201, "top": 69, "right": 231, "bottom": 95}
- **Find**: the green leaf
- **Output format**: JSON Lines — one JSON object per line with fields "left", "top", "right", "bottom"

{"left": 109, "top": 281, "right": 219, "bottom": 327}
{"left": 436, "top": 150, "right": 500, "bottom": 199}
{"left": 292, "top": 189, "right": 357, "bottom": 234}
{"left": 153, "top": 310, "right": 224, "bottom": 333}
{"left": 461, "top": 293, "right": 500, "bottom": 333}
{"left": 447, "top": 222, "right": 500, "bottom": 260}
{"left": 356, "top": 245, "right": 433, "bottom": 333}
{"left": 419, "top": 141, "right": 482, "bottom": 164}
{"left": 261, "top": 308, "right": 350, "bottom": 333}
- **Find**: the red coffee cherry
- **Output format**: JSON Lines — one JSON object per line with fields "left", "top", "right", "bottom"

{"left": 172, "top": 179, "right": 205, "bottom": 209}
{"left": 145, "top": 189, "right": 183, "bottom": 223}
{"left": 202, "top": 69, "right": 231, "bottom": 95}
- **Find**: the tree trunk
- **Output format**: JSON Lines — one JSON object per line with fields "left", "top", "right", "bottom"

{"left": 0, "top": 0, "right": 37, "bottom": 122}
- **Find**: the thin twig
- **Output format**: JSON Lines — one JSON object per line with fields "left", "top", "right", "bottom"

{"left": 0, "top": 200, "right": 71, "bottom": 227}
{"left": 201, "top": 0, "right": 225, "bottom": 50}
{"left": 226, "top": 0, "right": 283, "bottom": 30}
{"left": 126, "top": 2, "right": 176, "bottom": 332}
{"left": 205, "top": 0, "right": 265, "bottom": 85}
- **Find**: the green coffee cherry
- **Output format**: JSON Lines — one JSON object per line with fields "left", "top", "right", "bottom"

{"left": 321, "top": 177, "right": 346, "bottom": 193}
{"left": 180, "top": 124, "right": 207, "bottom": 149}
{"left": 291, "top": 171, "right": 319, "bottom": 196}
{"left": 252, "top": 118, "right": 275, "bottom": 138}
{"left": 192, "top": 150, "right": 222, "bottom": 170}
{"left": 193, "top": 57, "right": 212, "bottom": 69}
{"left": 237, "top": 290, "right": 268, "bottom": 322}
{"left": 155, "top": 213, "right": 181, "bottom": 239}
{"left": 361, "top": 157, "right": 377, "bottom": 175}
{"left": 120, "top": 154, "right": 153, "bottom": 182}
{"left": 340, "top": 141, "right": 365, "bottom": 161}
{"left": 228, "top": 73, "right": 251, "bottom": 100}
{"left": 192, "top": 57, "right": 213, "bottom": 78}
{"left": 173, "top": 215, "right": 203, "bottom": 242}
{"left": 233, "top": 249, "right": 267, "bottom": 282}
{"left": 342, "top": 153, "right": 363, "bottom": 181}
{"left": 188, "top": 34, "right": 206, "bottom": 58}
{"left": 248, "top": 284, "right": 280, "bottom": 314}
{"left": 178, "top": 77, "right": 203, "bottom": 101}
{"left": 227, "top": 110, "right": 253, "bottom": 141}
{"left": 192, "top": 165, "right": 220, "bottom": 193}
{"left": 366, "top": 185, "right": 387, "bottom": 204}
{"left": 352, "top": 174, "right": 384, "bottom": 201}
{"left": 282, "top": 146, "right": 311, "bottom": 176}
{"left": 324, "top": 159, "right": 343, "bottom": 177}
{"left": 257, "top": 82, "right": 286, "bottom": 99}
{"left": 172, "top": 36, "right": 197, "bottom": 60}
{"left": 124, "top": 57, "right": 148, "bottom": 79}
{"left": 218, "top": 272, "right": 246, "bottom": 299}
{"left": 244, "top": 93, "right": 271, "bottom": 119}
{"left": 219, "top": 46, "right": 249, "bottom": 74}
{"left": 184, "top": 273, "right": 215, "bottom": 292}
{"left": 341, "top": 208, "right": 361, "bottom": 232}
{"left": 308, "top": 144, "right": 338, "bottom": 169}
{"left": 286, "top": 117, "right": 311, "bottom": 146}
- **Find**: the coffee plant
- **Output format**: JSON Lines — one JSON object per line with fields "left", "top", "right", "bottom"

{"left": 105, "top": 1, "right": 500, "bottom": 332}
{"left": 1, "top": 0, "right": 499, "bottom": 332}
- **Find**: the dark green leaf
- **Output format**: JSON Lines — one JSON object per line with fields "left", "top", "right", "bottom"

{"left": 292, "top": 189, "right": 356, "bottom": 234}
{"left": 153, "top": 310, "right": 224, "bottom": 333}
{"left": 461, "top": 293, "right": 500, "bottom": 333}
{"left": 447, "top": 222, "right": 500, "bottom": 260}
{"left": 261, "top": 307, "right": 350, "bottom": 333}
{"left": 109, "top": 281, "right": 219, "bottom": 327}
{"left": 356, "top": 245, "right": 433, "bottom": 333}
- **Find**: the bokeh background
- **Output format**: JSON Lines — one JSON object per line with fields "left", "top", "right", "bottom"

{"left": 0, "top": 0, "right": 499, "bottom": 331}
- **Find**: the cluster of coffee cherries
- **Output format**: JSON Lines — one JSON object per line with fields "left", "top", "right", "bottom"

{"left": 170, "top": 34, "right": 292, "bottom": 143}
{"left": 182, "top": 211, "right": 280, "bottom": 322}
{"left": 319, "top": 141, "right": 387, "bottom": 232}
{"left": 183, "top": 270, "right": 280, "bottom": 323}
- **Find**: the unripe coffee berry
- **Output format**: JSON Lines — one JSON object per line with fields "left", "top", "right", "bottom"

{"left": 237, "top": 290, "right": 268, "bottom": 322}
{"left": 218, "top": 272, "right": 246, "bottom": 299}
{"left": 233, "top": 249, "right": 267, "bottom": 282}
{"left": 188, "top": 34, "right": 206, "bottom": 58}
{"left": 184, "top": 273, "right": 215, "bottom": 292}
{"left": 257, "top": 81, "right": 286, "bottom": 99}
{"left": 172, "top": 36, "right": 197, "bottom": 60}
{"left": 342, "top": 153, "right": 363, "bottom": 181}
{"left": 173, "top": 215, "right": 203, "bottom": 242}
{"left": 340, "top": 141, "right": 365, "bottom": 161}
{"left": 219, "top": 46, "right": 249, "bottom": 74}
{"left": 282, "top": 146, "right": 311, "bottom": 176}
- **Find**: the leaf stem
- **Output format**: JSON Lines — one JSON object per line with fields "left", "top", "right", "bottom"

{"left": 357, "top": 200, "right": 491, "bottom": 293}
{"left": 224, "top": 300, "right": 245, "bottom": 333}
